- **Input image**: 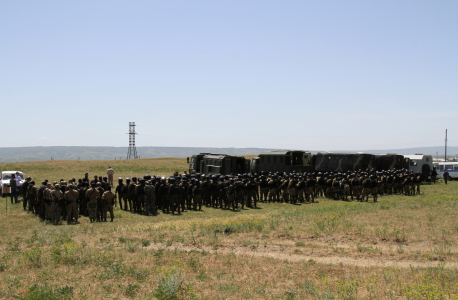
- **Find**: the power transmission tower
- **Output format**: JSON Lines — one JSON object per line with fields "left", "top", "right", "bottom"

{"left": 126, "top": 122, "right": 138, "bottom": 160}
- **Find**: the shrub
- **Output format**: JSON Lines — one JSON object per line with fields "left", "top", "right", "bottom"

{"left": 126, "top": 242, "right": 139, "bottom": 253}
{"left": 51, "top": 242, "right": 81, "bottom": 265}
{"left": 124, "top": 283, "right": 140, "bottom": 298}
{"left": 0, "top": 262, "right": 8, "bottom": 271}
{"left": 153, "top": 268, "right": 185, "bottom": 300}
{"left": 21, "top": 247, "right": 42, "bottom": 266}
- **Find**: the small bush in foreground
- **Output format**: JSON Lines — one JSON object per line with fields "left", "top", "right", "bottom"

{"left": 153, "top": 268, "right": 186, "bottom": 300}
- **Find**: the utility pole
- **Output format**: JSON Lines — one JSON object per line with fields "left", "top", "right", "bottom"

{"left": 126, "top": 122, "right": 138, "bottom": 160}
{"left": 445, "top": 129, "right": 448, "bottom": 162}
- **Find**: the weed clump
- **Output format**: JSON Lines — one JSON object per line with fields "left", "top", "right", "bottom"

{"left": 51, "top": 241, "right": 82, "bottom": 265}
{"left": 295, "top": 241, "right": 306, "bottom": 247}
{"left": 0, "top": 263, "right": 8, "bottom": 271}
{"left": 18, "top": 284, "right": 73, "bottom": 300}
{"left": 153, "top": 268, "right": 186, "bottom": 300}
{"left": 141, "top": 239, "right": 151, "bottom": 247}
{"left": 21, "top": 247, "right": 42, "bottom": 267}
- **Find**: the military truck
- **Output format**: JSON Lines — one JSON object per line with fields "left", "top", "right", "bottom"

{"left": 250, "top": 150, "right": 314, "bottom": 174}
{"left": 188, "top": 153, "right": 211, "bottom": 174}
{"left": 374, "top": 154, "right": 405, "bottom": 171}
{"left": 312, "top": 152, "right": 376, "bottom": 172}
{"left": 199, "top": 154, "right": 251, "bottom": 175}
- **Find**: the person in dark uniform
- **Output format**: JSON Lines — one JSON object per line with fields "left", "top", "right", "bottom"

{"left": 443, "top": 170, "right": 449, "bottom": 185}
{"left": 10, "top": 174, "right": 19, "bottom": 204}
{"left": 431, "top": 167, "right": 438, "bottom": 184}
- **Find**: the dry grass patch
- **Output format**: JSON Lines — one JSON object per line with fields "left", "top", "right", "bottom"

{"left": 0, "top": 159, "right": 458, "bottom": 298}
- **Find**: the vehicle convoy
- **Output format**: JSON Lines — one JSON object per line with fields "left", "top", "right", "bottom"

{"left": 189, "top": 153, "right": 250, "bottom": 175}
{"left": 250, "top": 151, "right": 314, "bottom": 174}
{"left": 189, "top": 151, "right": 435, "bottom": 177}
{"left": 1, "top": 171, "right": 25, "bottom": 196}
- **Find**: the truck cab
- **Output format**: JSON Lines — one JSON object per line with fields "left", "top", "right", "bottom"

{"left": 188, "top": 153, "right": 210, "bottom": 174}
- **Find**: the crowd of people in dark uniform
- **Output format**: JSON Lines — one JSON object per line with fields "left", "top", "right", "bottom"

{"left": 18, "top": 168, "right": 424, "bottom": 225}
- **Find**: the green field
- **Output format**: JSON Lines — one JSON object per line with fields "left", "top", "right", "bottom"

{"left": 0, "top": 159, "right": 458, "bottom": 299}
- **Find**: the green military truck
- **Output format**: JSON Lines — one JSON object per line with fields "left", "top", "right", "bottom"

{"left": 312, "top": 152, "right": 376, "bottom": 172}
{"left": 189, "top": 153, "right": 251, "bottom": 175}
{"left": 374, "top": 154, "right": 406, "bottom": 171}
{"left": 188, "top": 153, "right": 211, "bottom": 174}
{"left": 250, "top": 150, "right": 314, "bottom": 174}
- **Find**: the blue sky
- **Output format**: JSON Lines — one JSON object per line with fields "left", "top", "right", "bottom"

{"left": 1, "top": 1, "right": 457, "bottom": 151}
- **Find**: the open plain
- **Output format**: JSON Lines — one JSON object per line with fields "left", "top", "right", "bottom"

{"left": 0, "top": 158, "right": 457, "bottom": 299}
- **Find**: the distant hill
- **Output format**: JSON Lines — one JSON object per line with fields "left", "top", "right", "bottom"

{"left": 0, "top": 146, "right": 455, "bottom": 163}
{"left": 0, "top": 146, "right": 280, "bottom": 163}
{"left": 327, "top": 146, "right": 458, "bottom": 157}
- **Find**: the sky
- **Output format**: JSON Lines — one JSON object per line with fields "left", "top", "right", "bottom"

{"left": 1, "top": 1, "right": 457, "bottom": 151}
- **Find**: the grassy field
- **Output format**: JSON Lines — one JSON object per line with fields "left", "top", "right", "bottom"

{"left": 0, "top": 159, "right": 458, "bottom": 299}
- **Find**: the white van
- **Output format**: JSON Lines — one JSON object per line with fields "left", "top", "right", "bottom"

{"left": 1, "top": 171, "right": 25, "bottom": 195}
